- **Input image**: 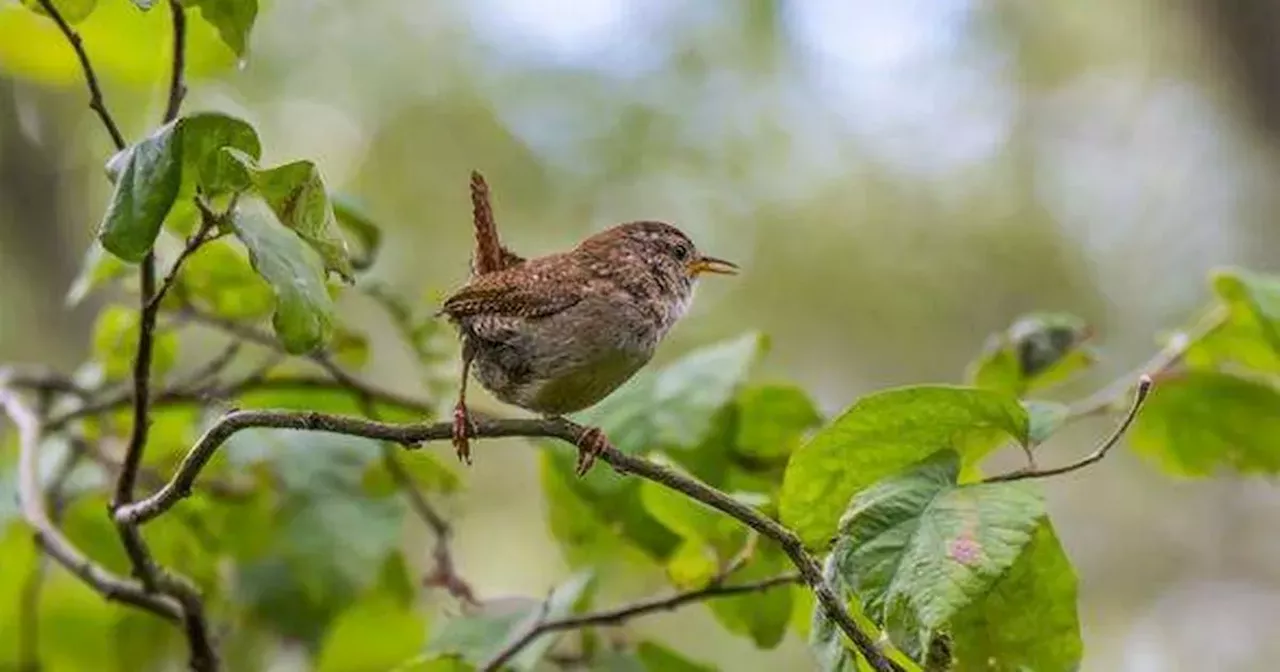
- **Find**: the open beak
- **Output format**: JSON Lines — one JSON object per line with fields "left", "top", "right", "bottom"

{"left": 688, "top": 255, "right": 739, "bottom": 277}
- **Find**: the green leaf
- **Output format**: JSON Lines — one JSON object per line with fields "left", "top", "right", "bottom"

{"left": 539, "top": 334, "right": 765, "bottom": 566}
{"left": 780, "top": 386, "right": 1029, "bottom": 549}
{"left": 226, "top": 430, "right": 406, "bottom": 641}
{"left": 331, "top": 327, "right": 370, "bottom": 370}
{"left": 333, "top": 193, "right": 383, "bottom": 270}
{"left": 177, "top": 239, "right": 275, "bottom": 320}
{"left": 1129, "top": 371, "right": 1280, "bottom": 476}
{"left": 1190, "top": 268, "right": 1280, "bottom": 372}
{"left": 181, "top": 0, "right": 258, "bottom": 56}
{"left": 634, "top": 641, "right": 717, "bottom": 671}
{"left": 362, "top": 452, "right": 460, "bottom": 497}
{"left": 706, "top": 543, "right": 793, "bottom": 649}
{"left": 425, "top": 571, "right": 596, "bottom": 670}
{"left": 734, "top": 383, "right": 822, "bottom": 461}
{"left": 227, "top": 199, "right": 336, "bottom": 353}
{"left": 538, "top": 451, "right": 659, "bottom": 568}
{"left": 1212, "top": 268, "right": 1280, "bottom": 351}
{"left": 807, "top": 575, "right": 866, "bottom": 672}
{"left": 573, "top": 332, "right": 766, "bottom": 455}
{"left": 393, "top": 656, "right": 476, "bottom": 672}
{"left": 21, "top": 0, "right": 97, "bottom": 23}
{"left": 226, "top": 149, "right": 354, "bottom": 281}
{"left": 966, "top": 313, "right": 1094, "bottom": 396}
{"left": 98, "top": 121, "right": 184, "bottom": 262}
{"left": 639, "top": 456, "right": 730, "bottom": 545}
{"left": 66, "top": 239, "right": 128, "bottom": 306}
{"left": 315, "top": 584, "right": 427, "bottom": 672}
{"left": 950, "top": 520, "right": 1082, "bottom": 671}
{"left": 830, "top": 450, "right": 1045, "bottom": 655}
{"left": 91, "top": 304, "right": 179, "bottom": 380}
{"left": 179, "top": 111, "right": 261, "bottom": 196}
{"left": 664, "top": 539, "right": 719, "bottom": 589}
{"left": 1022, "top": 400, "right": 1069, "bottom": 446}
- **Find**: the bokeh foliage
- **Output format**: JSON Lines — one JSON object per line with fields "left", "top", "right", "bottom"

{"left": 5, "top": 1, "right": 1280, "bottom": 671}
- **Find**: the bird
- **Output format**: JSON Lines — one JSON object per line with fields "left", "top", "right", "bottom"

{"left": 438, "top": 171, "right": 738, "bottom": 476}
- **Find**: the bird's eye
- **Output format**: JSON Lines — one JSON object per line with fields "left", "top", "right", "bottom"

{"left": 674, "top": 244, "right": 691, "bottom": 261}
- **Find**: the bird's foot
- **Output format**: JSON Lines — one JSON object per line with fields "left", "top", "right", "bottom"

{"left": 574, "top": 426, "right": 612, "bottom": 477}
{"left": 452, "top": 402, "right": 474, "bottom": 465}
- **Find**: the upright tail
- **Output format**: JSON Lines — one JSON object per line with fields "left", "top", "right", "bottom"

{"left": 470, "top": 170, "right": 524, "bottom": 276}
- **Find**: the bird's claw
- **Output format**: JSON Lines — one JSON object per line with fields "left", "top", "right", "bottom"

{"left": 452, "top": 403, "right": 474, "bottom": 466}
{"left": 574, "top": 426, "right": 611, "bottom": 477}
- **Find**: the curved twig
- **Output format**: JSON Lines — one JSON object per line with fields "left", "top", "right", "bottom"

{"left": 986, "top": 375, "right": 1153, "bottom": 483}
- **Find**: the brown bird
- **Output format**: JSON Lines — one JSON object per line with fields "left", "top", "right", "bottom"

{"left": 440, "top": 171, "right": 738, "bottom": 475}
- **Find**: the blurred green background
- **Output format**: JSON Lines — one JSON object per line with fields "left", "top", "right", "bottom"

{"left": 4, "top": 0, "right": 1280, "bottom": 669}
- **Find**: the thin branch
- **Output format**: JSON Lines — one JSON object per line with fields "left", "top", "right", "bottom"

{"left": 161, "top": 0, "right": 188, "bottom": 123}
{"left": 986, "top": 375, "right": 1154, "bottom": 484}
{"left": 112, "top": 410, "right": 901, "bottom": 672}
{"left": 1067, "top": 306, "right": 1226, "bottom": 418}
{"left": 480, "top": 573, "right": 803, "bottom": 672}
{"left": 34, "top": 0, "right": 126, "bottom": 150}
{"left": 0, "top": 377, "right": 183, "bottom": 623}
{"left": 147, "top": 206, "right": 218, "bottom": 314}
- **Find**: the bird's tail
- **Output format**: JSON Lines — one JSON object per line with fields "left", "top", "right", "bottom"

{"left": 470, "top": 170, "right": 525, "bottom": 276}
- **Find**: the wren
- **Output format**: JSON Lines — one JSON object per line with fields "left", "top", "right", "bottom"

{"left": 439, "top": 172, "right": 738, "bottom": 475}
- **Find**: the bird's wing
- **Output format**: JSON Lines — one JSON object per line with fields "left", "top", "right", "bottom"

{"left": 441, "top": 266, "right": 584, "bottom": 321}
{"left": 470, "top": 170, "right": 525, "bottom": 276}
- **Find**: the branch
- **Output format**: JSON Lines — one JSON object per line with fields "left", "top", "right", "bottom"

{"left": 147, "top": 203, "right": 218, "bottom": 314}
{"left": 1067, "top": 306, "right": 1226, "bottom": 418}
{"left": 112, "top": 411, "right": 901, "bottom": 672}
{"left": 34, "top": 0, "right": 126, "bottom": 150}
{"left": 0, "top": 376, "right": 183, "bottom": 623}
{"left": 480, "top": 573, "right": 803, "bottom": 672}
{"left": 161, "top": 0, "right": 188, "bottom": 122}
{"left": 986, "top": 375, "right": 1154, "bottom": 484}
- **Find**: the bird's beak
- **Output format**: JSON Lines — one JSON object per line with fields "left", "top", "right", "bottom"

{"left": 688, "top": 255, "right": 739, "bottom": 277}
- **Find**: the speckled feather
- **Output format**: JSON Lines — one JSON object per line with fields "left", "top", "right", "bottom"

{"left": 440, "top": 221, "right": 701, "bottom": 415}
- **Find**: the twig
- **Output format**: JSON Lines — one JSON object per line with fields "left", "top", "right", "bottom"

{"left": 0, "top": 377, "right": 183, "bottom": 623}
{"left": 480, "top": 573, "right": 803, "bottom": 672}
{"left": 1067, "top": 307, "right": 1226, "bottom": 418}
{"left": 147, "top": 206, "right": 218, "bottom": 314}
{"left": 112, "top": 411, "right": 901, "bottom": 672}
{"left": 33, "top": 0, "right": 126, "bottom": 150}
{"left": 161, "top": 0, "right": 187, "bottom": 122}
{"left": 986, "top": 376, "right": 1153, "bottom": 484}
